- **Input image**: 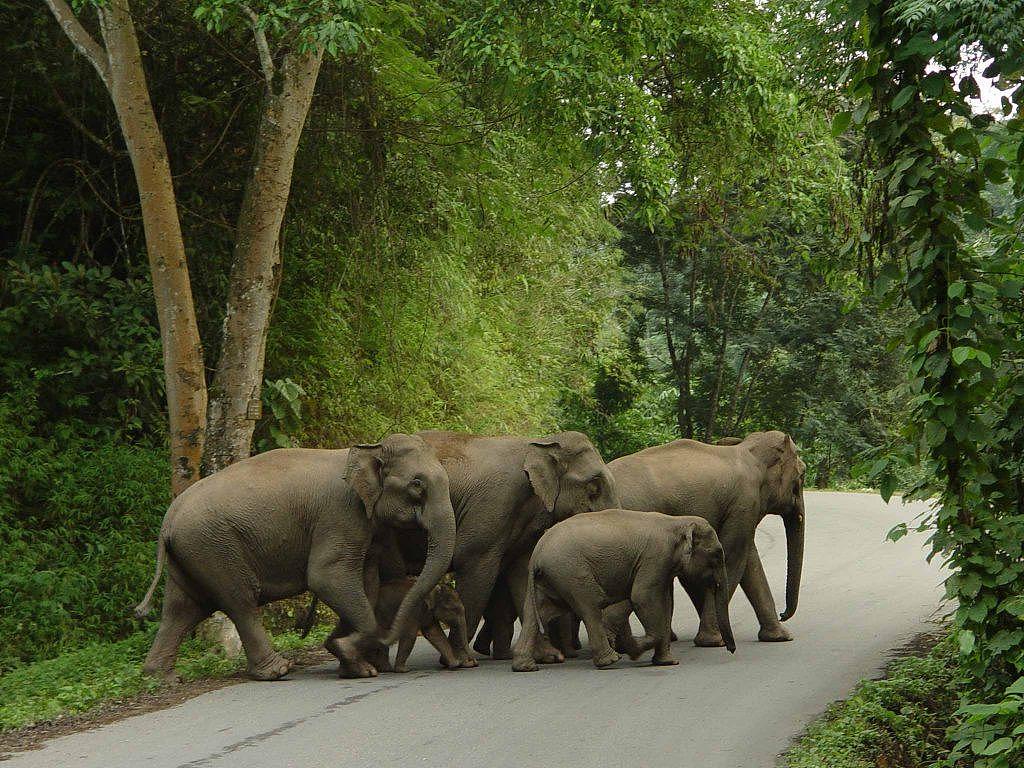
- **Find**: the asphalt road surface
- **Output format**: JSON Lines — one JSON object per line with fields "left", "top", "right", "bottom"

{"left": 6, "top": 492, "right": 944, "bottom": 768}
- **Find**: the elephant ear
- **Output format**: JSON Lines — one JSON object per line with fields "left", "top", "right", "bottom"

{"left": 524, "top": 440, "right": 562, "bottom": 513}
{"left": 673, "top": 522, "right": 695, "bottom": 569}
{"left": 344, "top": 443, "right": 384, "bottom": 517}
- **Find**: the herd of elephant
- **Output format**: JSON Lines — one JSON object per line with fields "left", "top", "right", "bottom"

{"left": 134, "top": 429, "right": 806, "bottom": 680}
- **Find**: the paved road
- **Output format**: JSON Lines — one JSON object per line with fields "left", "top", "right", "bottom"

{"left": 6, "top": 492, "right": 943, "bottom": 768}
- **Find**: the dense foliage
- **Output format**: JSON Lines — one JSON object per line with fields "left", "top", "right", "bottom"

{"left": 834, "top": 0, "right": 1024, "bottom": 764}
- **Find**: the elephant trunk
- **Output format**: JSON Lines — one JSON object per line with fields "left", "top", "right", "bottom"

{"left": 780, "top": 495, "right": 805, "bottom": 622}
{"left": 712, "top": 563, "right": 736, "bottom": 653}
{"left": 381, "top": 496, "right": 456, "bottom": 646}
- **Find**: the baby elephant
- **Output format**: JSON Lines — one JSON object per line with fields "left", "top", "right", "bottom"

{"left": 376, "top": 576, "right": 477, "bottom": 672}
{"left": 513, "top": 509, "right": 736, "bottom": 671}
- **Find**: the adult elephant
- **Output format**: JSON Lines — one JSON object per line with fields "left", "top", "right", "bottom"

{"left": 609, "top": 431, "right": 805, "bottom": 645}
{"left": 134, "top": 434, "right": 456, "bottom": 681}
{"left": 393, "top": 430, "right": 620, "bottom": 665}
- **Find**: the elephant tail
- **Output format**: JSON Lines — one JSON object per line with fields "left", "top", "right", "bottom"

{"left": 133, "top": 536, "right": 166, "bottom": 618}
{"left": 296, "top": 595, "right": 320, "bottom": 638}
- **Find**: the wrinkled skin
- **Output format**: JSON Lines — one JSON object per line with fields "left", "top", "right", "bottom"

{"left": 374, "top": 577, "right": 477, "bottom": 673}
{"left": 609, "top": 431, "right": 806, "bottom": 646}
{"left": 512, "top": 510, "right": 735, "bottom": 672}
{"left": 134, "top": 434, "right": 456, "bottom": 681}
{"left": 390, "top": 431, "right": 620, "bottom": 666}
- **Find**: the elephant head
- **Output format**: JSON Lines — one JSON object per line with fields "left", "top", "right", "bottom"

{"left": 673, "top": 518, "right": 736, "bottom": 653}
{"left": 744, "top": 430, "right": 806, "bottom": 623}
{"left": 523, "top": 431, "right": 620, "bottom": 519}
{"left": 345, "top": 434, "right": 456, "bottom": 645}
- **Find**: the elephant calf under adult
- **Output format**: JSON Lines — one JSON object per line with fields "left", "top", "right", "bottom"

{"left": 377, "top": 576, "right": 475, "bottom": 673}
{"left": 134, "top": 434, "right": 456, "bottom": 681}
{"left": 609, "top": 431, "right": 806, "bottom": 646}
{"left": 512, "top": 509, "right": 735, "bottom": 671}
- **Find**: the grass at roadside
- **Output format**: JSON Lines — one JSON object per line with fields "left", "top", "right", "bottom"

{"left": 785, "top": 633, "right": 958, "bottom": 768}
{"left": 0, "top": 624, "right": 330, "bottom": 732}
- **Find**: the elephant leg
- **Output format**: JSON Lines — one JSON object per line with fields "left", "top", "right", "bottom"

{"left": 548, "top": 615, "right": 579, "bottom": 658}
{"left": 682, "top": 576, "right": 720, "bottom": 648}
{"left": 693, "top": 532, "right": 748, "bottom": 647}
{"left": 225, "top": 605, "right": 294, "bottom": 681}
{"left": 309, "top": 546, "right": 381, "bottom": 679}
{"left": 473, "top": 617, "right": 494, "bottom": 657}
{"left": 475, "top": 575, "right": 514, "bottom": 659}
{"left": 393, "top": 633, "right": 416, "bottom": 673}
{"left": 632, "top": 580, "right": 676, "bottom": 666}
{"left": 423, "top": 621, "right": 462, "bottom": 669}
{"left": 142, "top": 576, "right": 211, "bottom": 681}
{"left": 559, "top": 580, "right": 618, "bottom": 669}
{"left": 448, "top": 609, "right": 478, "bottom": 668}
{"left": 741, "top": 545, "right": 793, "bottom": 642}
{"left": 601, "top": 600, "right": 635, "bottom": 655}
{"left": 506, "top": 552, "right": 562, "bottom": 664}
{"left": 451, "top": 555, "right": 502, "bottom": 662}
{"left": 512, "top": 583, "right": 564, "bottom": 672}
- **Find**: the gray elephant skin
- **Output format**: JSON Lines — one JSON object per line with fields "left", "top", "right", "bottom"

{"left": 512, "top": 509, "right": 736, "bottom": 671}
{"left": 133, "top": 434, "right": 456, "bottom": 681}
{"left": 610, "top": 430, "right": 806, "bottom": 646}
{"left": 389, "top": 430, "right": 620, "bottom": 665}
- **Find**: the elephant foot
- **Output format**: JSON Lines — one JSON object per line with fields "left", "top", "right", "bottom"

{"left": 512, "top": 656, "right": 539, "bottom": 672}
{"left": 561, "top": 646, "right": 580, "bottom": 659}
{"left": 248, "top": 652, "right": 293, "bottom": 681}
{"left": 142, "top": 662, "right": 182, "bottom": 685}
{"left": 472, "top": 638, "right": 492, "bottom": 657}
{"left": 338, "top": 658, "right": 378, "bottom": 679}
{"left": 758, "top": 624, "right": 794, "bottom": 642}
{"left": 651, "top": 654, "right": 679, "bottom": 666}
{"left": 458, "top": 655, "right": 479, "bottom": 668}
{"left": 535, "top": 636, "right": 565, "bottom": 664}
{"left": 393, "top": 664, "right": 410, "bottom": 673}
{"left": 491, "top": 647, "right": 513, "bottom": 661}
{"left": 693, "top": 629, "right": 726, "bottom": 648}
{"left": 593, "top": 650, "right": 621, "bottom": 669}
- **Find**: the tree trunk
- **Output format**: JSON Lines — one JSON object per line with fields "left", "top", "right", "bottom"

{"left": 656, "top": 240, "right": 689, "bottom": 438}
{"left": 94, "top": 1, "right": 206, "bottom": 496}
{"left": 725, "top": 288, "right": 773, "bottom": 434}
{"left": 203, "top": 49, "right": 322, "bottom": 474}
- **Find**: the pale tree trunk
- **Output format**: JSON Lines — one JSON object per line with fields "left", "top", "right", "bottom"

{"left": 44, "top": 0, "right": 206, "bottom": 496}
{"left": 203, "top": 42, "right": 323, "bottom": 474}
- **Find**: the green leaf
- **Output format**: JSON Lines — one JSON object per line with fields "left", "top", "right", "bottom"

{"left": 891, "top": 85, "right": 916, "bottom": 110}
{"left": 948, "top": 281, "right": 966, "bottom": 299}
{"left": 980, "top": 737, "right": 1014, "bottom": 756}
{"left": 924, "top": 420, "right": 947, "bottom": 447}
{"left": 959, "top": 629, "right": 976, "bottom": 654}
{"left": 831, "top": 111, "right": 852, "bottom": 136}
{"left": 952, "top": 346, "right": 973, "bottom": 365}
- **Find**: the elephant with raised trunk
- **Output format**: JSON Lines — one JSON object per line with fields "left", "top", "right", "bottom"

{"left": 513, "top": 509, "right": 735, "bottom": 671}
{"left": 134, "top": 434, "right": 456, "bottom": 681}
{"left": 609, "top": 430, "right": 806, "bottom": 646}
{"left": 392, "top": 430, "right": 620, "bottom": 665}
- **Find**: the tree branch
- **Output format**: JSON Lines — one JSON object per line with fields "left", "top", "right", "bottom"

{"left": 240, "top": 5, "right": 274, "bottom": 88}
{"left": 42, "top": 0, "right": 111, "bottom": 89}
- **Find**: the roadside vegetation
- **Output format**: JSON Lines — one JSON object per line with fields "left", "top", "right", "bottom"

{"left": 2, "top": 0, "right": 1023, "bottom": 762}
{"left": 786, "top": 635, "right": 958, "bottom": 768}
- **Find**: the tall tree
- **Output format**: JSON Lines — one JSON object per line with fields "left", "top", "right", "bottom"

{"left": 42, "top": 0, "right": 361, "bottom": 489}
{"left": 42, "top": 0, "right": 206, "bottom": 496}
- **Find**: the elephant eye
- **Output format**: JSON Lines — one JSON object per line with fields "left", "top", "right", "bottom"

{"left": 587, "top": 477, "right": 602, "bottom": 499}
{"left": 409, "top": 477, "right": 426, "bottom": 499}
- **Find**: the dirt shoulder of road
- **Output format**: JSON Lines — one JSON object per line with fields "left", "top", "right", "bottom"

{"left": 0, "top": 645, "right": 334, "bottom": 759}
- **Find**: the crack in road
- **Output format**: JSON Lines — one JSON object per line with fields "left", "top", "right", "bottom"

{"left": 173, "top": 683, "right": 403, "bottom": 768}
